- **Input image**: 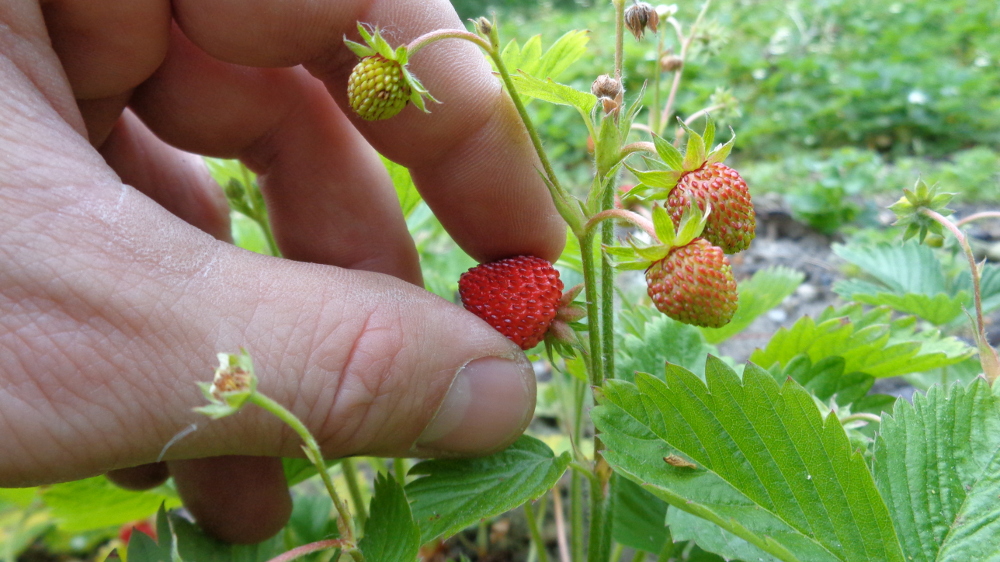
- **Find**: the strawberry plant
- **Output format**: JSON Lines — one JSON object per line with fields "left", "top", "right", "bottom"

{"left": 6, "top": 2, "right": 1000, "bottom": 562}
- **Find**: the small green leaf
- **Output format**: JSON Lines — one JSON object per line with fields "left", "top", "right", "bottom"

{"left": 594, "top": 359, "right": 905, "bottom": 562}
{"left": 616, "top": 311, "right": 715, "bottom": 381}
{"left": 627, "top": 166, "right": 682, "bottom": 190}
{"left": 170, "top": 510, "right": 283, "bottom": 562}
{"left": 127, "top": 505, "right": 175, "bottom": 562}
{"left": 874, "top": 379, "right": 1000, "bottom": 561}
{"left": 701, "top": 266, "right": 804, "bottom": 344}
{"left": 359, "top": 473, "right": 420, "bottom": 562}
{"left": 407, "top": 436, "right": 570, "bottom": 542}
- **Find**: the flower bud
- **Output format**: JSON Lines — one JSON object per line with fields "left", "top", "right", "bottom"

{"left": 472, "top": 17, "right": 493, "bottom": 39}
{"left": 660, "top": 54, "right": 684, "bottom": 72}
{"left": 591, "top": 74, "right": 623, "bottom": 100}
{"left": 625, "top": 2, "right": 659, "bottom": 40}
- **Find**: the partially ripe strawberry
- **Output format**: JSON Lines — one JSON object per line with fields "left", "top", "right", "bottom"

{"left": 459, "top": 256, "right": 564, "bottom": 350}
{"left": 668, "top": 162, "right": 755, "bottom": 253}
{"left": 645, "top": 239, "right": 737, "bottom": 328}
{"left": 348, "top": 54, "right": 411, "bottom": 121}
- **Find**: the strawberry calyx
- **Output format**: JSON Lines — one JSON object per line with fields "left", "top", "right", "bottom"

{"left": 889, "top": 177, "right": 956, "bottom": 243}
{"left": 344, "top": 23, "right": 438, "bottom": 115}
{"left": 603, "top": 201, "right": 709, "bottom": 271}
{"left": 624, "top": 117, "right": 735, "bottom": 200}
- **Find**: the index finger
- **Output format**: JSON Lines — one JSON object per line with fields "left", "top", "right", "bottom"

{"left": 173, "top": 0, "right": 566, "bottom": 263}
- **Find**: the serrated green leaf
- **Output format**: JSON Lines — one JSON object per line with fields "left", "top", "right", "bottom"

{"left": 406, "top": 435, "right": 570, "bottom": 542}
{"left": 42, "top": 477, "right": 180, "bottom": 533}
{"left": 595, "top": 359, "right": 905, "bottom": 562}
{"left": 750, "top": 306, "right": 972, "bottom": 378}
{"left": 533, "top": 30, "right": 589, "bottom": 79}
{"left": 772, "top": 355, "right": 875, "bottom": 407}
{"left": 359, "top": 473, "right": 420, "bottom": 562}
{"left": 612, "top": 477, "right": 669, "bottom": 553}
{"left": 701, "top": 266, "right": 804, "bottom": 344}
{"left": 616, "top": 313, "right": 715, "bottom": 381}
{"left": 837, "top": 282, "right": 967, "bottom": 324}
{"left": 834, "top": 241, "right": 950, "bottom": 295}
{"left": 874, "top": 379, "right": 1000, "bottom": 561}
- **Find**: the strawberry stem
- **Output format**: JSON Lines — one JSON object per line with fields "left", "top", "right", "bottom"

{"left": 585, "top": 209, "right": 658, "bottom": 239}
{"left": 955, "top": 211, "right": 1000, "bottom": 228}
{"left": 405, "top": 29, "right": 491, "bottom": 57}
{"left": 265, "top": 539, "right": 350, "bottom": 562}
{"left": 919, "top": 207, "right": 998, "bottom": 383}
{"left": 620, "top": 141, "right": 657, "bottom": 158}
{"left": 658, "top": 0, "right": 713, "bottom": 136}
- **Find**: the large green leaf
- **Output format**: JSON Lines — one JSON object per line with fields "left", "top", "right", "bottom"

{"left": 836, "top": 279, "right": 966, "bottom": 325}
{"left": 41, "top": 477, "right": 180, "bottom": 533}
{"left": 359, "top": 473, "right": 420, "bottom": 562}
{"left": 406, "top": 435, "right": 570, "bottom": 542}
{"left": 701, "top": 266, "right": 805, "bottom": 344}
{"left": 750, "top": 305, "right": 972, "bottom": 378}
{"left": 616, "top": 311, "right": 715, "bottom": 381}
{"left": 593, "top": 358, "right": 904, "bottom": 562}
{"left": 873, "top": 379, "right": 1000, "bottom": 561}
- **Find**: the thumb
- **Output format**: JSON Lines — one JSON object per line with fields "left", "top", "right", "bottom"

{"left": 2, "top": 180, "right": 535, "bottom": 485}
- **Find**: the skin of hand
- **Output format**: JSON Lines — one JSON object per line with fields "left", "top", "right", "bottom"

{"left": 0, "top": 0, "right": 564, "bottom": 544}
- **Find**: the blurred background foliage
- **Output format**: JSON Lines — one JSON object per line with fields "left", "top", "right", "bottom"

{"left": 452, "top": 0, "right": 1000, "bottom": 229}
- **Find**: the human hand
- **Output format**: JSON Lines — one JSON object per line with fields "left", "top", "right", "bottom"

{"left": 1, "top": 0, "right": 564, "bottom": 543}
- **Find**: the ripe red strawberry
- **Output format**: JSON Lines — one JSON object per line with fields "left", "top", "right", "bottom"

{"left": 645, "top": 238, "right": 737, "bottom": 328}
{"left": 119, "top": 520, "right": 156, "bottom": 544}
{"left": 348, "top": 54, "right": 411, "bottom": 121}
{"left": 626, "top": 118, "right": 755, "bottom": 253}
{"left": 667, "top": 162, "right": 755, "bottom": 253}
{"left": 459, "top": 256, "right": 564, "bottom": 350}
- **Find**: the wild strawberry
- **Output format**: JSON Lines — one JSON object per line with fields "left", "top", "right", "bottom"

{"left": 119, "top": 520, "right": 156, "bottom": 544}
{"left": 667, "top": 162, "right": 754, "bottom": 253}
{"left": 343, "top": 24, "right": 437, "bottom": 121}
{"left": 627, "top": 118, "right": 755, "bottom": 253}
{"left": 458, "top": 256, "right": 564, "bottom": 350}
{"left": 348, "top": 55, "right": 411, "bottom": 121}
{"left": 645, "top": 238, "right": 737, "bottom": 328}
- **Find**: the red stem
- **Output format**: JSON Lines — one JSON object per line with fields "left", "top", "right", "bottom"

{"left": 585, "top": 209, "right": 657, "bottom": 239}
{"left": 266, "top": 540, "right": 351, "bottom": 562}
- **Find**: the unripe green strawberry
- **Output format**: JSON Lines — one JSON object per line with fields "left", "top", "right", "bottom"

{"left": 645, "top": 238, "right": 737, "bottom": 328}
{"left": 459, "top": 256, "right": 564, "bottom": 350}
{"left": 348, "top": 55, "right": 411, "bottom": 121}
{"left": 667, "top": 162, "right": 755, "bottom": 254}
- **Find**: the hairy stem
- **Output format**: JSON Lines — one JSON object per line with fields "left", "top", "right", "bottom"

{"left": 956, "top": 211, "right": 1000, "bottom": 228}
{"left": 406, "top": 29, "right": 491, "bottom": 56}
{"left": 621, "top": 141, "right": 657, "bottom": 158}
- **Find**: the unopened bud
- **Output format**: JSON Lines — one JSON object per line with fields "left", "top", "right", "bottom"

{"left": 625, "top": 2, "right": 659, "bottom": 40}
{"left": 660, "top": 54, "right": 683, "bottom": 72}
{"left": 591, "top": 74, "right": 623, "bottom": 99}
{"left": 472, "top": 17, "right": 493, "bottom": 39}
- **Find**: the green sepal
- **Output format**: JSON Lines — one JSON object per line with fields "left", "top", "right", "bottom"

{"left": 344, "top": 38, "right": 375, "bottom": 58}
{"left": 617, "top": 82, "right": 647, "bottom": 141}
{"left": 626, "top": 165, "right": 682, "bottom": 190}
{"left": 702, "top": 118, "right": 716, "bottom": 152}
{"left": 651, "top": 204, "right": 677, "bottom": 247}
{"left": 651, "top": 133, "right": 684, "bottom": 170}
{"left": 706, "top": 126, "right": 736, "bottom": 165}
{"left": 631, "top": 241, "right": 671, "bottom": 263}
{"left": 677, "top": 119, "right": 706, "bottom": 172}
{"left": 674, "top": 202, "right": 708, "bottom": 247}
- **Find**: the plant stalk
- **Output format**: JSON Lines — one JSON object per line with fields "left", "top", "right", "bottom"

{"left": 658, "top": 0, "right": 713, "bottom": 135}
{"left": 525, "top": 500, "right": 551, "bottom": 562}
{"left": 266, "top": 540, "right": 350, "bottom": 562}
{"left": 340, "top": 458, "right": 368, "bottom": 528}
{"left": 247, "top": 393, "right": 359, "bottom": 551}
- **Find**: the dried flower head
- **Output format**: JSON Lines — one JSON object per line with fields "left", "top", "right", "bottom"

{"left": 591, "top": 74, "right": 623, "bottom": 100}
{"left": 625, "top": 2, "right": 659, "bottom": 40}
{"left": 660, "top": 54, "right": 684, "bottom": 72}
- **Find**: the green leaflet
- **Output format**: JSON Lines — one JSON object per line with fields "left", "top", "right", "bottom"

{"left": 381, "top": 156, "right": 422, "bottom": 219}
{"left": 406, "top": 436, "right": 570, "bottom": 542}
{"left": 359, "top": 473, "right": 420, "bottom": 562}
{"left": 750, "top": 304, "right": 972, "bottom": 378}
{"left": 701, "top": 266, "right": 805, "bottom": 344}
{"left": 616, "top": 310, "right": 716, "bottom": 381}
{"left": 832, "top": 241, "right": 969, "bottom": 324}
{"left": 874, "top": 379, "right": 1000, "bottom": 561}
{"left": 593, "top": 358, "right": 904, "bottom": 562}
{"left": 499, "top": 30, "right": 589, "bottom": 80}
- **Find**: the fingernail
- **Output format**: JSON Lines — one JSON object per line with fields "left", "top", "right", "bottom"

{"left": 415, "top": 356, "right": 534, "bottom": 454}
